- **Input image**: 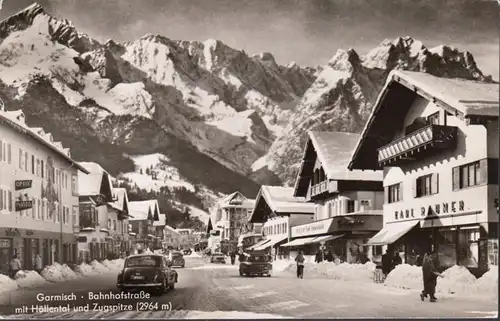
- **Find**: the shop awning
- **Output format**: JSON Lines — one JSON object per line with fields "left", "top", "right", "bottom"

{"left": 253, "top": 235, "right": 287, "bottom": 251}
{"left": 281, "top": 236, "right": 318, "bottom": 247}
{"left": 366, "top": 220, "right": 419, "bottom": 246}
{"left": 312, "top": 234, "right": 345, "bottom": 244}
{"left": 247, "top": 238, "right": 270, "bottom": 251}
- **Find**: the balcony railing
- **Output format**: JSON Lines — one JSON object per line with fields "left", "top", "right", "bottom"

{"left": 377, "top": 124, "right": 457, "bottom": 166}
{"left": 311, "top": 180, "right": 329, "bottom": 197}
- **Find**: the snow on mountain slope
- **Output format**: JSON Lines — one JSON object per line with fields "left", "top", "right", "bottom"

{"left": 122, "top": 153, "right": 196, "bottom": 192}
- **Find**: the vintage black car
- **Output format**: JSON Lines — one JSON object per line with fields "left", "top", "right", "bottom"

{"left": 210, "top": 252, "right": 226, "bottom": 264}
{"left": 169, "top": 251, "right": 185, "bottom": 268}
{"left": 117, "top": 254, "right": 178, "bottom": 295}
{"left": 239, "top": 251, "right": 272, "bottom": 277}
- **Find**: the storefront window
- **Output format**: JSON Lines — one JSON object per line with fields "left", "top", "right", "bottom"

{"left": 436, "top": 228, "right": 457, "bottom": 268}
{"left": 458, "top": 228, "right": 480, "bottom": 268}
{"left": 0, "top": 239, "right": 12, "bottom": 275}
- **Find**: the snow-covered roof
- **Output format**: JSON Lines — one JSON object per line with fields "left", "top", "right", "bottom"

{"left": 153, "top": 214, "right": 166, "bottom": 226}
{"left": 128, "top": 200, "right": 160, "bottom": 221}
{"left": 0, "top": 109, "right": 89, "bottom": 174}
{"left": 164, "top": 225, "right": 181, "bottom": 235}
{"left": 349, "top": 71, "right": 499, "bottom": 171}
{"left": 250, "top": 186, "right": 314, "bottom": 222}
{"left": 393, "top": 70, "right": 499, "bottom": 117}
{"left": 77, "top": 162, "right": 113, "bottom": 197}
{"left": 218, "top": 191, "right": 255, "bottom": 208}
{"left": 108, "top": 187, "right": 129, "bottom": 213}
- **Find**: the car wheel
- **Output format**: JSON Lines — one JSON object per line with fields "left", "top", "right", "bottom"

{"left": 170, "top": 282, "right": 175, "bottom": 290}
{"left": 162, "top": 279, "right": 168, "bottom": 293}
{"left": 239, "top": 270, "right": 243, "bottom": 276}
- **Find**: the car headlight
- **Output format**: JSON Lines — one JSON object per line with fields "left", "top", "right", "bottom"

{"left": 153, "top": 273, "right": 160, "bottom": 282}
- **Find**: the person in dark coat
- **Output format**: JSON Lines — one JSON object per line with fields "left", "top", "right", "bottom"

{"left": 420, "top": 252, "right": 443, "bottom": 302}
{"left": 315, "top": 250, "right": 323, "bottom": 263}
{"left": 393, "top": 251, "right": 403, "bottom": 267}
{"left": 381, "top": 250, "right": 392, "bottom": 276}
{"left": 325, "top": 250, "right": 334, "bottom": 262}
{"left": 295, "top": 250, "right": 305, "bottom": 279}
{"left": 230, "top": 251, "right": 236, "bottom": 265}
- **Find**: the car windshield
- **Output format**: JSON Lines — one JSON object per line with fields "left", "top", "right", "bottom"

{"left": 126, "top": 256, "right": 161, "bottom": 267}
{"left": 249, "top": 255, "right": 268, "bottom": 262}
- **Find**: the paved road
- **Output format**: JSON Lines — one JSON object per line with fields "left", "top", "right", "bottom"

{"left": 0, "top": 257, "right": 497, "bottom": 319}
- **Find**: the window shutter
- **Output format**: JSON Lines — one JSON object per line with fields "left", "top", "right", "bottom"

{"left": 452, "top": 166, "right": 460, "bottom": 191}
{"left": 0, "top": 140, "right": 2, "bottom": 161}
{"left": 8, "top": 191, "right": 12, "bottom": 211}
{"left": 7, "top": 144, "right": 11, "bottom": 163}
{"left": 412, "top": 178, "right": 418, "bottom": 198}
{"left": 478, "top": 159, "right": 488, "bottom": 185}
{"left": 0, "top": 188, "right": 3, "bottom": 210}
{"left": 431, "top": 173, "right": 439, "bottom": 194}
{"left": 399, "top": 183, "right": 403, "bottom": 202}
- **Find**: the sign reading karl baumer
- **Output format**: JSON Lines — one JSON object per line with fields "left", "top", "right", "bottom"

{"left": 394, "top": 200, "right": 465, "bottom": 220}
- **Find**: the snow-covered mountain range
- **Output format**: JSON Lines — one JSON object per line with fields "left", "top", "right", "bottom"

{"left": 0, "top": 3, "right": 495, "bottom": 224}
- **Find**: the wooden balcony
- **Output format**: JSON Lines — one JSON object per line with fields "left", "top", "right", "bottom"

{"left": 311, "top": 181, "right": 329, "bottom": 197}
{"left": 377, "top": 124, "right": 458, "bottom": 166}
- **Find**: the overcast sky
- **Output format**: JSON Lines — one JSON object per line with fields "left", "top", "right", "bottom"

{"left": 1, "top": 0, "right": 498, "bottom": 77}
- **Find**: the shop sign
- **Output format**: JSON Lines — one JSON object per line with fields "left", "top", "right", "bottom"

{"left": 15, "top": 200, "right": 33, "bottom": 211}
{"left": 292, "top": 218, "right": 334, "bottom": 237}
{"left": 5, "top": 228, "right": 21, "bottom": 237}
{"left": 15, "top": 180, "right": 32, "bottom": 191}
{"left": 394, "top": 200, "right": 465, "bottom": 220}
{"left": 337, "top": 217, "right": 364, "bottom": 227}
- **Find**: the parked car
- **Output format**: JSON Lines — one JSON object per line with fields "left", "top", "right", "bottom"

{"left": 169, "top": 251, "right": 185, "bottom": 268}
{"left": 239, "top": 251, "right": 272, "bottom": 277}
{"left": 116, "top": 254, "right": 178, "bottom": 295}
{"left": 183, "top": 249, "right": 192, "bottom": 256}
{"left": 210, "top": 252, "right": 226, "bottom": 264}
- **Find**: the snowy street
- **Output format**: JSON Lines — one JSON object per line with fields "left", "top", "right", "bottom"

{"left": 0, "top": 256, "right": 497, "bottom": 319}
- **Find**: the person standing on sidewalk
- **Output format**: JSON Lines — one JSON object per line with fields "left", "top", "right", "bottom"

{"left": 34, "top": 253, "right": 43, "bottom": 274}
{"left": 295, "top": 250, "right": 305, "bottom": 279}
{"left": 420, "top": 251, "right": 443, "bottom": 302}
{"left": 230, "top": 251, "right": 236, "bottom": 265}
{"left": 9, "top": 254, "right": 22, "bottom": 279}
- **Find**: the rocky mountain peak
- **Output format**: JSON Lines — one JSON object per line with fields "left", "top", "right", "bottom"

{"left": 328, "top": 48, "right": 362, "bottom": 74}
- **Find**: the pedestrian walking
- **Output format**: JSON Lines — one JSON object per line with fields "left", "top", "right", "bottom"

{"left": 34, "top": 253, "right": 43, "bottom": 274}
{"left": 420, "top": 251, "right": 443, "bottom": 302}
{"left": 381, "top": 250, "right": 392, "bottom": 277}
{"left": 326, "top": 250, "right": 333, "bottom": 262}
{"left": 393, "top": 250, "right": 403, "bottom": 267}
{"left": 230, "top": 251, "right": 236, "bottom": 265}
{"left": 9, "top": 254, "right": 22, "bottom": 279}
{"left": 295, "top": 250, "right": 305, "bottom": 279}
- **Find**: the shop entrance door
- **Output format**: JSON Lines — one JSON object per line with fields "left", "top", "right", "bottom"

{"left": 0, "top": 238, "right": 13, "bottom": 275}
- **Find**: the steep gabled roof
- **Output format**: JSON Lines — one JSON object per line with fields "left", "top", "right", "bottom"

{"left": 77, "top": 162, "right": 113, "bottom": 200}
{"left": 165, "top": 225, "right": 181, "bottom": 235}
{"left": 128, "top": 200, "right": 160, "bottom": 221}
{"left": 293, "top": 131, "right": 382, "bottom": 197}
{"left": 249, "top": 186, "right": 314, "bottom": 223}
{"left": 108, "top": 188, "right": 130, "bottom": 213}
{"left": 218, "top": 191, "right": 255, "bottom": 208}
{"left": 349, "top": 70, "right": 499, "bottom": 171}
{"left": 153, "top": 214, "right": 166, "bottom": 227}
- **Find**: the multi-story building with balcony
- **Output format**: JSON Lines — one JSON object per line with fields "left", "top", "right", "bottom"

{"left": 107, "top": 187, "right": 131, "bottom": 256}
{"left": 248, "top": 186, "right": 315, "bottom": 258}
{"left": 128, "top": 200, "right": 160, "bottom": 251}
{"left": 0, "top": 109, "right": 88, "bottom": 274}
{"left": 214, "top": 192, "right": 255, "bottom": 253}
{"left": 77, "top": 162, "right": 116, "bottom": 262}
{"left": 286, "top": 131, "right": 384, "bottom": 262}
{"left": 349, "top": 70, "right": 499, "bottom": 276}
{"left": 163, "top": 225, "right": 182, "bottom": 249}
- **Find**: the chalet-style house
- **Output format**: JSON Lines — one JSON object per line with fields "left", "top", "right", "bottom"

{"left": 107, "top": 187, "right": 132, "bottom": 255}
{"left": 348, "top": 70, "right": 499, "bottom": 276}
{"left": 77, "top": 162, "right": 117, "bottom": 262}
{"left": 214, "top": 191, "right": 255, "bottom": 253}
{"left": 0, "top": 108, "right": 89, "bottom": 273}
{"left": 153, "top": 213, "right": 167, "bottom": 250}
{"left": 163, "top": 225, "right": 182, "bottom": 249}
{"left": 248, "top": 186, "right": 314, "bottom": 258}
{"left": 285, "top": 131, "right": 384, "bottom": 263}
{"left": 128, "top": 200, "right": 160, "bottom": 251}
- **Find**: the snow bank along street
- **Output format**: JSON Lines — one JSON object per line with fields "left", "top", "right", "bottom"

{"left": 0, "top": 256, "right": 497, "bottom": 319}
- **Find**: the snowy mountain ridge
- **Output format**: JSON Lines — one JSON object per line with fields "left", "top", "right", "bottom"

{"left": 0, "top": 3, "right": 495, "bottom": 225}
